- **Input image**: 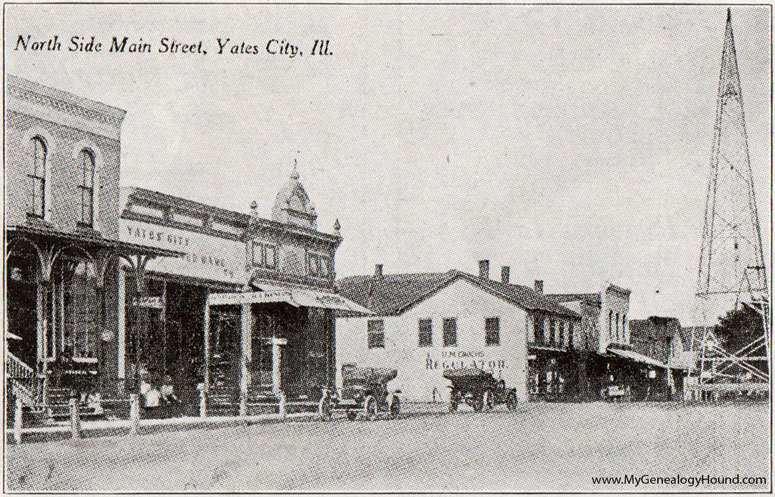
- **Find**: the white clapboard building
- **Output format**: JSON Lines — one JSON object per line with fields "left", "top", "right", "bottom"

{"left": 335, "top": 261, "right": 580, "bottom": 403}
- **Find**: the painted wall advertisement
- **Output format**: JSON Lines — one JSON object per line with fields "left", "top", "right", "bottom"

{"left": 426, "top": 350, "right": 508, "bottom": 375}
{"left": 120, "top": 220, "right": 247, "bottom": 284}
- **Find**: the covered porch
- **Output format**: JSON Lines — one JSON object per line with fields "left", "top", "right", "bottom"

{"left": 5, "top": 224, "right": 182, "bottom": 414}
{"left": 203, "top": 287, "right": 370, "bottom": 413}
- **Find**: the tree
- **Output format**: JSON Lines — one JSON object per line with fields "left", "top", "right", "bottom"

{"left": 714, "top": 304, "right": 768, "bottom": 377}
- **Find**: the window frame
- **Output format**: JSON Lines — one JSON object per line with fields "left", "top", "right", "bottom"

{"left": 418, "top": 318, "right": 433, "bottom": 347}
{"left": 249, "top": 241, "right": 278, "bottom": 270}
{"left": 264, "top": 244, "right": 277, "bottom": 269}
{"left": 608, "top": 310, "right": 613, "bottom": 339}
{"left": 549, "top": 317, "right": 556, "bottom": 345}
{"left": 28, "top": 136, "right": 47, "bottom": 218}
{"left": 534, "top": 313, "right": 544, "bottom": 344}
{"left": 559, "top": 321, "right": 565, "bottom": 347}
{"left": 367, "top": 319, "right": 385, "bottom": 349}
{"left": 485, "top": 317, "right": 500, "bottom": 346}
{"left": 77, "top": 149, "right": 96, "bottom": 227}
{"left": 442, "top": 318, "right": 457, "bottom": 348}
{"left": 251, "top": 241, "right": 264, "bottom": 266}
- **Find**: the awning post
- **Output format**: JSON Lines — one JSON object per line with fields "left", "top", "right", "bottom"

{"left": 240, "top": 302, "right": 252, "bottom": 411}
{"left": 203, "top": 295, "right": 210, "bottom": 393}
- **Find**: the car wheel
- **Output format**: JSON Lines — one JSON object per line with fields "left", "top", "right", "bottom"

{"left": 318, "top": 397, "right": 332, "bottom": 421}
{"left": 346, "top": 410, "right": 357, "bottom": 421}
{"left": 506, "top": 391, "right": 518, "bottom": 411}
{"left": 449, "top": 401, "right": 458, "bottom": 412}
{"left": 388, "top": 395, "right": 400, "bottom": 419}
{"left": 472, "top": 397, "right": 484, "bottom": 412}
{"left": 364, "top": 395, "right": 378, "bottom": 420}
{"left": 483, "top": 389, "right": 495, "bottom": 410}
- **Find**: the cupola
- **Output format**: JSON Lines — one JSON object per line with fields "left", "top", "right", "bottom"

{"left": 272, "top": 160, "right": 318, "bottom": 229}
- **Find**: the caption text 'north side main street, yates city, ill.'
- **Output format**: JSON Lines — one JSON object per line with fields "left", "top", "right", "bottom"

{"left": 14, "top": 35, "right": 332, "bottom": 57}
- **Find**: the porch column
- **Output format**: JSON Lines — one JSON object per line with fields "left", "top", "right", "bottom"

{"left": 240, "top": 303, "right": 253, "bottom": 409}
{"left": 95, "top": 282, "right": 105, "bottom": 390}
{"left": 203, "top": 297, "right": 210, "bottom": 392}
{"left": 271, "top": 338, "right": 288, "bottom": 396}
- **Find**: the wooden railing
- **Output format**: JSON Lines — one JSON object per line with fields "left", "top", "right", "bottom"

{"left": 6, "top": 353, "right": 39, "bottom": 405}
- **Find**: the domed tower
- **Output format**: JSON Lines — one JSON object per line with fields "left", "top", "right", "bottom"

{"left": 271, "top": 160, "right": 317, "bottom": 230}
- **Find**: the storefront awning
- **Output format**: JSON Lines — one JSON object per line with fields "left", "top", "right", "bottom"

{"left": 207, "top": 288, "right": 373, "bottom": 314}
{"left": 608, "top": 347, "right": 667, "bottom": 369}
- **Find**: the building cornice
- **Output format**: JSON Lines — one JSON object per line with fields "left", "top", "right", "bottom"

{"left": 7, "top": 74, "right": 125, "bottom": 140}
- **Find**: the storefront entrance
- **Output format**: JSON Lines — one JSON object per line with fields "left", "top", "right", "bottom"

{"left": 204, "top": 287, "right": 367, "bottom": 403}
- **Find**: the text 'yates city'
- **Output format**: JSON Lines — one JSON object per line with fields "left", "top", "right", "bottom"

{"left": 15, "top": 35, "right": 333, "bottom": 58}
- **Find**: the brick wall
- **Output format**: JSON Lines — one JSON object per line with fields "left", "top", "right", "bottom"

{"left": 5, "top": 109, "right": 122, "bottom": 238}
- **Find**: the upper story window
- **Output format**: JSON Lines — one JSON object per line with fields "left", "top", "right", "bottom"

{"left": 308, "top": 252, "right": 331, "bottom": 278}
{"left": 534, "top": 313, "right": 544, "bottom": 344}
{"left": 485, "top": 317, "right": 500, "bottom": 346}
{"left": 608, "top": 310, "right": 613, "bottom": 339}
{"left": 559, "top": 321, "right": 565, "bottom": 346}
{"left": 622, "top": 314, "right": 627, "bottom": 341}
{"left": 28, "top": 136, "right": 47, "bottom": 218}
{"left": 250, "top": 241, "right": 278, "bottom": 270}
{"left": 78, "top": 149, "right": 95, "bottom": 226}
{"left": 615, "top": 313, "right": 620, "bottom": 342}
{"left": 568, "top": 322, "right": 574, "bottom": 348}
{"left": 367, "top": 319, "right": 384, "bottom": 349}
{"left": 418, "top": 319, "right": 432, "bottom": 347}
{"left": 548, "top": 317, "right": 556, "bottom": 345}
{"left": 443, "top": 318, "right": 457, "bottom": 347}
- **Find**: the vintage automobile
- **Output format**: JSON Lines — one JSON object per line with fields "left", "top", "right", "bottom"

{"left": 319, "top": 366, "right": 401, "bottom": 421}
{"left": 444, "top": 368, "right": 518, "bottom": 412}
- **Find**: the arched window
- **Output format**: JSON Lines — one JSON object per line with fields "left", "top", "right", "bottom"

{"left": 78, "top": 149, "right": 95, "bottom": 226}
{"left": 615, "top": 313, "right": 620, "bottom": 342}
{"left": 28, "top": 137, "right": 47, "bottom": 218}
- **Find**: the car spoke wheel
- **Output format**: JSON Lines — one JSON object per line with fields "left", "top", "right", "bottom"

{"left": 506, "top": 391, "right": 518, "bottom": 411}
{"left": 388, "top": 395, "right": 400, "bottom": 419}
{"left": 449, "top": 401, "right": 458, "bottom": 412}
{"left": 346, "top": 410, "right": 357, "bottom": 421}
{"left": 472, "top": 397, "right": 484, "bottom": 412}
{"left": 318, "top": 397, "right": 332, "bottom": 421}
{"left": 483, "top": 389, "right": 495, "bottom": 410}
{"left": 364, "top": 395, "right": 378, "bottom": 420}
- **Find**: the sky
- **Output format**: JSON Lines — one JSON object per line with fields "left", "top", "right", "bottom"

{"left": 5, "top": 5, "right": 771, "bottom": 325}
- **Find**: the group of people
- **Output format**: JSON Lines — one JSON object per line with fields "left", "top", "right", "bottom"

{"left": 139, "top": 374, "right": 180, "bottom": 418}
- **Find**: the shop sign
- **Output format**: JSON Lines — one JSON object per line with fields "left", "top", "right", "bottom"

{"left": 425, "top": 352, "right": 507, "bottom": 372}
{"left": 132, "top": 296, "right": 164, "bottom": 309}
{"left": 208, "top": 290, "right": 292, "bottom": 306}
{"left": 120, "top": 220, "right": 246, "bottom": 283}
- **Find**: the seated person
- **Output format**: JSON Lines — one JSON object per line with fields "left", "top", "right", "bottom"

{"left": 86, "top": 391, "right": 104, "bottom": 416}
{"left": 160, "top": 375, "right": 180, "bottom": 417}
{"left": 160, "top": 375, "right": 178, "bottom": 403}
{"left": 142, "top": 381, "right": 162, "bottom": 418}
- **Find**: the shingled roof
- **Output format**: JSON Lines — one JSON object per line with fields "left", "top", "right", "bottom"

{"left": 336, "top": 270, "right": 579, "bottom": 318}
{"left": 545, "top": 293, "right": 602, "bottom": 306}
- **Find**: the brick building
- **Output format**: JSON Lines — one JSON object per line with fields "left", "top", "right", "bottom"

{"left": 5, "top": 75, "right": 177, "bottom": 418}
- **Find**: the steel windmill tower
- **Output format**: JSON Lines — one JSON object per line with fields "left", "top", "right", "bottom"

{"left": 693, "top": 9, "right": 770, "bottom": 386}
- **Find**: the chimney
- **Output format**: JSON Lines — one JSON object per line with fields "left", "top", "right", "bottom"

{"left": 374, "top": 264, "right": 383, "bottom": 278}
{"left": 478, "top": 260, "right": 490, "bottom": 280}
{"left": 534, "top": 280, "right": 544, "bottom": 293}
{"left": 501, "top": 266, "right": 510, "bottom": 284}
